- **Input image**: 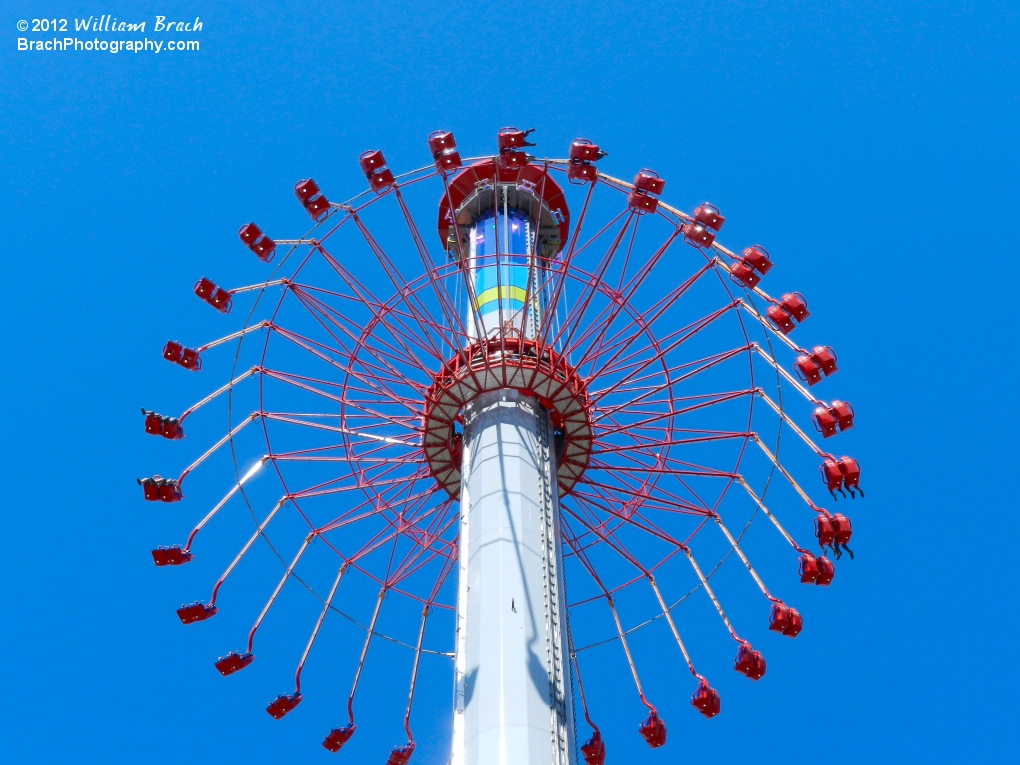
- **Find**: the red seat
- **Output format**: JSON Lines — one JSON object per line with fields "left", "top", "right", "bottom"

{"left": 359, "top": 150, "right": 396, "bottom": 192}
{"left": 638, "top": 709, "right": 666, "bottom": 748}
{"left": 194, "top": 277, "right": 215, "bottom": 301}
{"left": 370, "top": 168, "right": 396, "bottom": 192}
{"left": 359, "top": 150, "right": 386, "bottom": 176}
{"left": 164, "top": 341, "right": 201, "bottom": 371}
{"left": 304, "top": 195, "right": 332, "bottom": 218}
{"left": 498, "top": 127, "right": 536, "bottom": 152}
{"left": 742, "top": 245, "right": 773, "bottom": 274}
{"left": 161, "top": 418, "right": 184, "bottom": 440}
{"left": 685, "top": 222, "right": 716, "bottom": 248}
{"left": 768, "top": 603, "right": 803, "bottom": 638}
{"left": 151, "top": 545, "right": 193, "bottom": 566}
{"left": 569, "top": 163, "right": 598, "bottom": 182}
{"left": 386, "top": 742, "right": 415, "bottom": 765}
{"left": 628, "top": 191, "right": 658, "bottom": 214}
{"left": 177, "top": 602, "right": 218, "bottom": 624}
{"left": 322, "top": 724, "right": 356, "bottom": 753}
{"left": 159, "top": 477, "right": 181, "bottom": 502}
{"left": 693, "top": 203, "right": 725, "bottom": 232}
{"left": 178, "top": 347, "right": 201, "bottom": 370}
{"left": 581, "top": 729, "right": 606, "bottom": 765}
{"left": 814, "top": 513, "right": 836, "bottom": 552}
{"left": 428, "top": 131, "right": 462, "bottom": 173}
{"left": 799, "top": 553, "right": 820, "bottom": 584}
{"left": 194, "top": 276, "right": 229, "bottom": 310}
{"left": 294, "top": 178, "right": 321, "bottom": 202}
{"left": 838, "top": 456, "right": 862, "bottom": 496}
{"left": 691, "top": 678, "right": 721, "bottom": 718}
{"left": 266, "top": 693, "right": 302, "bottom": 719}
{"left": 570, "top": 138, "right": 604, "bottom": 163}
{"left": 567, "top": 138, "right": 604, "bottom": 183}
{"left": 815, "top": 556, "right": 835, "bottom": 586}
{"left": 163, "top": 340, "right": 183, "bottom": 363}
{"left": 820, "top": 456, "right": 845, "bottom": 497}
{"left": 633, "top": 169, "right": 665, "bottom": 196}
{"left": 780, "top": 292, "right": 810, "bottom": 322}
{"left": 812, "top": 406, "right": 838, "bottom": 438}
{"left": 143, "top": 410, "right": 163, "bottom": 435}
{"left": 733, "top": 644, "right": 766, "bottom": 680}
{"left": 215, "top": 651, "right": 254, "bottom": 676}
{"left": 138, "top": 477, "right": 161, "bottom": 501}
{"left": 831, "top": 400, "right": 855, "bottom": 431}
{"left": 294, "top": 178, "right": 332, "bottom": 220}
{"left": 729, "top": 260, "right": 760, "bottom": 287}
{"left": 832, "top": 514, "right": 853, "bottom": 546}
{"left": 795, "top": 354, "right": 822, "bottom": 385}
{"left": 812, "top": 345, "right": 838, "bottom": 376}
{"left": 766, "top": 305, "right": 796, "bottom": 334}
{"left": 238, "top": 222, "right": 277, "bottom": 262}
{"left": 210, "top": 287, "right": 232, "bottom": 313}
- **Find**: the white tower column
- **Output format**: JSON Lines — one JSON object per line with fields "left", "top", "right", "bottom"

{"left": 451, "top": 388, "right": 576, "bottom": 765}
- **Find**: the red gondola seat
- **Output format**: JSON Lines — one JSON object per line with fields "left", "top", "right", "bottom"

{"left": 799, "top": 553, "right": 820, "bottom": 584}
{"left": 633, "top": 169, "right": 665, "bottom": 196}
{"left": 814, "top": 514, "right": 836, "bottom": 548}
{"left": 693, "top": 203, "right": 725, "bottom": 232}
{"left": 215, "top": 651, "right": 254, "bottom": 676}
{"left": 581, "top": 728, "right": 606, "bottom": 765}
{"left": 815, "top": 555, "right": 835, "bottom": 586}
{"left": 629, "top": 169, "right": 664, "bottom": 214}
{"left": 766, "top": 304, "right": 796, "bottom": 334}
{"left": 567, "top": 138, "right": 605, "bottom": 183}
{"left": 194, "top": 277, "right": 215, "bottom": 301}
{"left": 143, "top": 410, "right": 163, "bottom": 435}
{"left": 238, "top": 222, "right": 277, "bottom": 262}
{"left": 158, "top": 478, "right": 183, "bottom": 503}
{"left": 162, "top": 340, "right": 183, "bottom": 363}
{"left": 812, "top": 345, "right": 838, "bottom": 376}
{"left": 428, "top": 131, "right": 462, "bottom": 173}
{"left": 734, "top": 643, "right": 766, "bottom": 680}
{"left": 691, "top": 678, "right": 720, "bottom": 718}
{"left": 795, "top": 354, "right": 822, "bottom": 385}
{"left": 820, "top": 456, "right": 845, "bottom": 497}
{"left": 138, "top": 477, "right": 161, "bottom": 501}
{"left": 178, "top": 347, "right": 201, "bottom": 370}
{"left": 768, "top": 603, "right": 803, "bottom": 638}
{"left": 151, "top": 545, "right": 193, "bottom": 566}
{"left": 294, "top": 178, "right": 332, "bottom": 220}
{"left": 831, "top": 400, "right": 855, "bottom": 431}
{"left": 729, "top": 260, "right": 760, "bottom": 288}
{"left": 638, "top": 709, "right": 667, "bottom": 748}
{"left": 193, "top": 276, "right": 231, "bottom": 313}
{"left": 266, "top": 693, "right": 302, "bottom": 719}
{"left": 177, "top": 601, "right": 218, "bottom": 624}
{"left": 812, "top": 405, "right": 838, "bottom": 438}
{"left": 386, "top": 742, "right": 415, "bottom": 765}
{"left": 359, "top": 150, "right": 395, "bottom": 193}
{"left": 838, "top": 456, "right": 863, "bottom": 496}
{"left": 780, "top": 292, "right": 810, "bottom": 322}
{"left": 161, "top": 417, "right": 184, "bottom": 440}
{"left": 741, "top": 245, "right": 773, "bottom": 274}
{"left": 628, "top": 191, "right": 659, "bottom": 214}
{"left": 498, "top": 127, "right": 536, "bottom": 152}
{"left": 322, "top": 723, "right": 356, "bottom": 753}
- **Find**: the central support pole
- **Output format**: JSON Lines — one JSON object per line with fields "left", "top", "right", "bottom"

{"left": 452, "top": 388, "right": 576, "bottom": 765}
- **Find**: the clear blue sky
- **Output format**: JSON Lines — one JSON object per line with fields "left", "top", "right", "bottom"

{"left": 2, "top": 1, "right": 1017, "bottom": 763}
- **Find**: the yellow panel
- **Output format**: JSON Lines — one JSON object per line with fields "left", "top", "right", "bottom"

{"left": 475, "top": 285, "right": 528, "bottom": 309}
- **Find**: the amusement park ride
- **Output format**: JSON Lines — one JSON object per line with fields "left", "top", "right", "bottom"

{"left": 140, "top": 128, "right": 862, "bottom": 765}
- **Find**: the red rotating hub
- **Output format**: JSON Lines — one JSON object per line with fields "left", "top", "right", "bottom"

{"left": 423, "top": 336, "right": 593, "bottom": 498}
